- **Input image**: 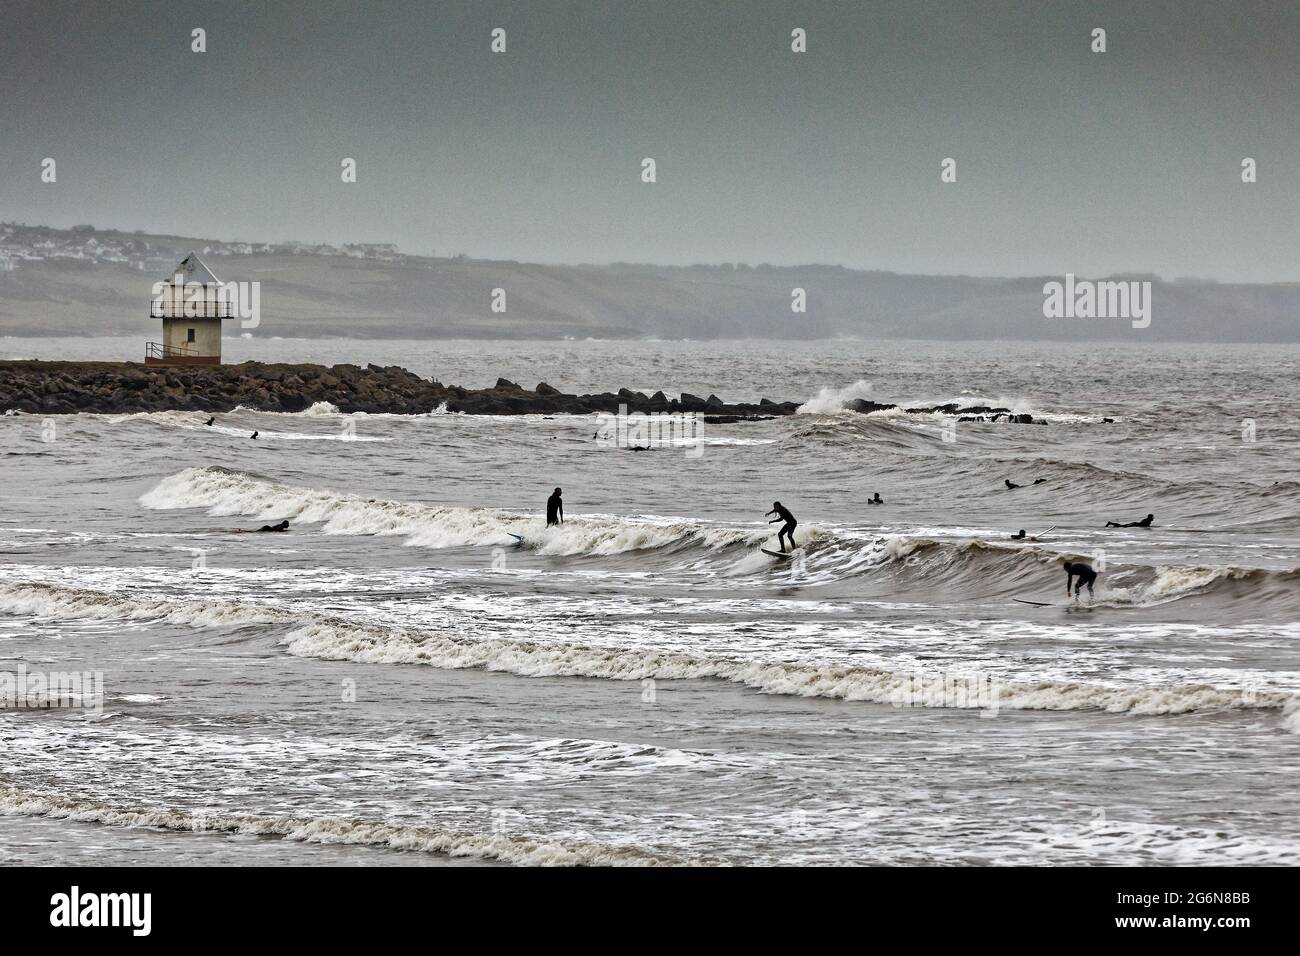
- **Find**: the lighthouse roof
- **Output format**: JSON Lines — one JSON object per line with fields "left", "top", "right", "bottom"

{"left": 162, "top": 252, "right": 223, "bottom": 287}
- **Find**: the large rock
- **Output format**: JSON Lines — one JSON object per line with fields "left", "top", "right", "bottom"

{"left": 845, "top": 399, "right": 898, "bottom": 414}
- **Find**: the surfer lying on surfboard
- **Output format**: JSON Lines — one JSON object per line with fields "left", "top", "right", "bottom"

{"left": 765, "top": 502, "right": 798, "bottom": 552}
{"left": 1106, "top": 513, "right": 1154, "bottom": 528}
{"left": 233, "top": 519, "right": 289, "bottom": 533}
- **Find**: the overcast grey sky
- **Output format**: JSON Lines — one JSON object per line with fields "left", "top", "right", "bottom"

{"left": 2, "top": 0, "right": 1296, "bottom": 281}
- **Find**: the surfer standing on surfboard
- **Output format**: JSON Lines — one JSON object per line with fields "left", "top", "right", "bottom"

{"left": 766, "top": 502, "right": 798, "bottom": 553}
{"left": 546, "top": 487, "right": 564, "bottom": 526}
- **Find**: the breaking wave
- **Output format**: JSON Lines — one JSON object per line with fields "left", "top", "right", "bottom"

{"left": 279, "top": 618, "right": 1292, "bottom": 719}
{"left": 797, "top": 379, "right": 878, "bottom": 415}
{"left": 134, "top": 468, "right": 1300, "bottom": 614}
{"left": 0, "top": 580, "right": 288, "bottom": 628}
{"left": 871, "top": 535, "right": 1300, "bottom": 612}
{"left": 140, "top": 467, "right": 764, "bottom": 555}
{"left": 105, "top": 410, "right": 388, "bottom": 440}
{"left": 796, "top": 383, "right": 1063, "bottom": 419}
{"left": 0, "top": 786, "right": 678, "bottom": 866}
{"left": 2, "top": 579, "right": 1294, "bottom": 727}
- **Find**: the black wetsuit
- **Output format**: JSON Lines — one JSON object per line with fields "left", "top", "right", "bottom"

{"left": 256, "top": 521, "right": 289, "bottom": 533}
{"left": 767, "top": 505, "right": 797, "bottom": 551}
{"left": 1064, "top": 561, "right": 1097, "bottom": 596}
{"left": 1005, "top": 480, "right": 1021, "bottom": 489}
{"left": 1107, "top": 515, "right": 1153, "bottom": 528}
{"left": 546, "top": 492, "right": 563, "bottom": 526}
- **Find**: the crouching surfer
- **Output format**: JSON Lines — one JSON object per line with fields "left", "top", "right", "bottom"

{"left": 1063, "top": 558, "right": 1097, "bottom": 600}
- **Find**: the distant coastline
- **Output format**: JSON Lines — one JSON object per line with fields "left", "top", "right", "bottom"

{"left": 2, "top": 223, "right": 1297, "bottom": 343}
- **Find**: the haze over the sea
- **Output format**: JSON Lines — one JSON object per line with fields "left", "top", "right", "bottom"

{"left": 1, "top": 0, "right": 1297, "bottom": 283}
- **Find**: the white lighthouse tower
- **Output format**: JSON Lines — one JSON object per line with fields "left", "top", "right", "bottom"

{"left": 145, "top": 252, "right": 232, "bottom": 365}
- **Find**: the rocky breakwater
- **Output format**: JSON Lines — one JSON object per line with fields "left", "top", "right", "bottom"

{"left": 0, "top": 360, "right": 801, "bottom": 418}
{"left": 845, "top": 398, "right": 1038, "bottom": 423}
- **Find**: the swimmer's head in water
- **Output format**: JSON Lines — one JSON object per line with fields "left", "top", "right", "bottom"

{"left": 1018, "top": 530, "right": 1026, "bottom": 536}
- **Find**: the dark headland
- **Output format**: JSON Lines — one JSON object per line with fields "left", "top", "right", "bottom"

{"left": 0, "top": 360, "right": 1034, "bottom": 422}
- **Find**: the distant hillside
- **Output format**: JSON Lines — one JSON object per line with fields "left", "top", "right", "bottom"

{"left": 1, "top": 224, "right": 1296, "bottom": 341}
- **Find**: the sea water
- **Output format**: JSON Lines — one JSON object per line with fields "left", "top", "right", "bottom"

{"left": 1, "top": 338, "right": 1297, "bottom": 865}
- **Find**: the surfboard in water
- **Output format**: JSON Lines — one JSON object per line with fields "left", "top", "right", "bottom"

{"left": 1015, "top": 597, "right": 1097, "bottom": 608}
{"left": 761, "top": 548, "right": 794, "bottom": 560}
{"left": 507, "top": 533, "right": 525, "bottom": 544}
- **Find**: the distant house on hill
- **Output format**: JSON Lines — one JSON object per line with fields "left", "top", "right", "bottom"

{"left": 145, "top": 252, "right": 233, "bottom": 365}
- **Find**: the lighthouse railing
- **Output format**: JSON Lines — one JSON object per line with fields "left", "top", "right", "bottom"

{"left": 149, "top": 300, "right": 234, "bottom": 318}
{"left": 145, "top": 342, "right": 199, "bottom": 361}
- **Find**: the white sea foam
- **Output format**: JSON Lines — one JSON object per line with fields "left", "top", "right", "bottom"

{"left": 230, "top": 402, "right": 341, "bottom": 416}
{"left": 797, "top": 379, "right": 876, "bottom": 415}
{"left": 1101, "top": 566, "right": 1230, "bottom": 607}
{"left": 139, "top": 468, "right": 761, "bottom": 555}
{"left": 134, "top": 469, "right": 1292, "bottom": 604}
{"left": 2, "top": 579, "right": 1291, "bottom": 726}
{"left": 0, "top": 786, "right": 677, "bottom": 866}
{"left": 794, "top": 385, "right": 1100, "bottom": 424}
{"left": 106, "top": 409, "right": 387, "bottom": 440}
{"left": 0, "top": 581, "right": 287, "bottom": 628}
{"left": 1284, "top": 700, "right": 1300, "bottom": 736}
{"left": 280, "top": 619, "right": 1292, "bottom": 719}
{"left": 879, "top": 535, "right": 1279, "bottom": 608}
{"left": 102, "top": 410, "right": 207, "bottom": 427}
{"left": 299, "top": 401, "right": 341, "bottom": 416}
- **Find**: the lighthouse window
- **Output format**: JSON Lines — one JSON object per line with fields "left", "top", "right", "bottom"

{"left": 187, "top": 328, "right": 196, "bottom": 343}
